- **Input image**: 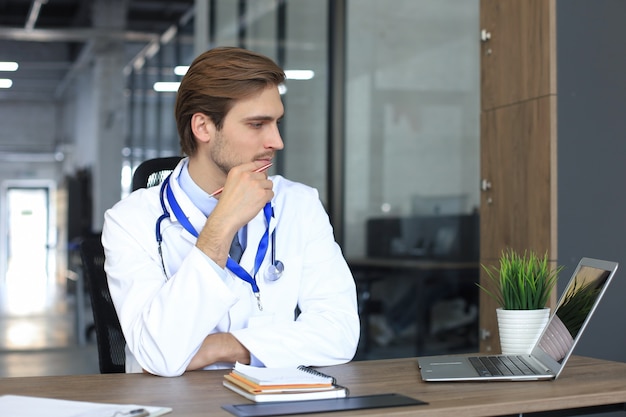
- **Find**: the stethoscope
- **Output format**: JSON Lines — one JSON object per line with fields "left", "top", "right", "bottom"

{"left": 155, "top": 175, "right": 284, "bottom": 309}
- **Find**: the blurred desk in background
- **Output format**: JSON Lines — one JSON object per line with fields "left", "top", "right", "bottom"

{"left": 348, "top": 257, "right": 479, "bottom": 356}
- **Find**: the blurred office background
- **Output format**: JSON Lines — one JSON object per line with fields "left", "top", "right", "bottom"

{"left": 0, "top": 0, "right": 624, "bottom": 381}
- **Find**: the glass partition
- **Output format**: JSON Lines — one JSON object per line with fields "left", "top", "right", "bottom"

{"left": 344, "top": 0, "right": 480, "bottom": 258}
{"left": 122, "top": 0, "right": 480, "bottom": 357}
{"left": 344, "top": 0, "right": 480, "bottom": 358}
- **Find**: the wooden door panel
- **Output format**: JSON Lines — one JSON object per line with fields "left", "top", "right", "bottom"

{"left": 479, "top": 96, "right": 557, "bottom": 353}
{"left": 481, "top": 0, "right": 556, "bottom": 110}
{"left": 479, "top": 0, "right": 557, "bottom": 354}
{"left": 480, "top": 96, "right": 556, "bottom": 258}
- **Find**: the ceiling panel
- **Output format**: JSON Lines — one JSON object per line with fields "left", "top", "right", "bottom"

{"left": 0, "top": 0, "right": 194, "bottom": 102}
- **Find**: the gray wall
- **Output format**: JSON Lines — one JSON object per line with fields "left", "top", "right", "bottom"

{"left": 557, "top": 0, "right": 626, "bottom": 366}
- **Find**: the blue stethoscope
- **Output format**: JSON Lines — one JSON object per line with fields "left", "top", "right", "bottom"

{"left": 155, "top": 175, "right": 284, "bottom": 310}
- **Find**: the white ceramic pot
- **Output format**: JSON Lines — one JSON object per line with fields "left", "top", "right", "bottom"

{"left": 496, "top": 307, "right": 550, "bottom": 355}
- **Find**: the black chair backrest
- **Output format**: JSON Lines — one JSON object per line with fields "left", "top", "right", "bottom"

{"left": 132, "top": 156, "right": 183, "bottom": 191}
{"left": 80, "top": 235, "right": 125, "bottom": 373}
{"left": 80, "top": 157, "right": 182, "bottom": 373}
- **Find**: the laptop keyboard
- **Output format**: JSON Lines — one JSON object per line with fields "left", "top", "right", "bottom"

{"left": 468, "top": 356, "right": 537, "bottom": 377}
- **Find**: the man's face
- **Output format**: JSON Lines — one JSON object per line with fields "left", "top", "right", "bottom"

{"left": 210, "top": 85, "right": 284, "bottom": 175}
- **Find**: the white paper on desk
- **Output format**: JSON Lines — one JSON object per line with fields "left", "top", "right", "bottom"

{"left": 0, "top": 395, "right": 172, "bottom": 417}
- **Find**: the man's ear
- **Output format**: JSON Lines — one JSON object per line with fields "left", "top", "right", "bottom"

{"left": 191, "top": 113, "right": 215, "bottom": 144}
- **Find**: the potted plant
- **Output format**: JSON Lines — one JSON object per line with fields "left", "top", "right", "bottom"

{"left": 479, "top": 249, "right": 563, "bottom": 354}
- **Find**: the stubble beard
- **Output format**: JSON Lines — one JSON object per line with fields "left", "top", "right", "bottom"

{"left": 210, "top": 130, "right": 274, "bottom": 175}
{"left": 210, "top": 130, "right": 237, "bottom": 176}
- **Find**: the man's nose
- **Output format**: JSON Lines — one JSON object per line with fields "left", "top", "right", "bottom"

{"left": 266, "top": 124, "right": 284, "bottom": 150}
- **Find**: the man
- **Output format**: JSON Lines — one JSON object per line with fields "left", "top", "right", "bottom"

{"left": 102, "top": 47, "right": 360, "bottom": 377}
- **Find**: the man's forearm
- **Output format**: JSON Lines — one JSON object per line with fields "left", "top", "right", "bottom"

{"left": 186, "top": 332, "right": 251, "bottom": 371}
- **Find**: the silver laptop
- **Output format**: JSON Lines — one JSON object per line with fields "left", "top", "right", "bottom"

{"left": 418, "top": 257, "right": 619, "bottom": 381}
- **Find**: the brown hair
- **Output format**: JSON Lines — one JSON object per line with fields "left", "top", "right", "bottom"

{"left": 175, "top": 47, "right": 285, "bottom": 156}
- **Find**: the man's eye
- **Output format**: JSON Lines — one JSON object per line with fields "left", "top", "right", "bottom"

{"left": 250, "top": 122, "right": 263, "bottom": 129}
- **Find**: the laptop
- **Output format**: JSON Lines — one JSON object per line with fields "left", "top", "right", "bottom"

{"left": 418, "top": 257, "right": 619, "bottom": 381}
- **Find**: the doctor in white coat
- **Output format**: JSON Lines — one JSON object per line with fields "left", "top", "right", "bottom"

{"left": 102, "top": 47, "right": 360, "bottom": 377}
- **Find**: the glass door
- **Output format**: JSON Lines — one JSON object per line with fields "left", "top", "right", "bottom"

{"left": 1, "top": 183, "right": 56, "bottom": 316}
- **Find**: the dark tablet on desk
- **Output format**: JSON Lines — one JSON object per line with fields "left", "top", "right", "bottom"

{"left": 222, "top": 393, "right": 426, "bottom": 417}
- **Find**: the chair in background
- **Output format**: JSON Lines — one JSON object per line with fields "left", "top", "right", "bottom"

{"left": 80, "top": 234, "right": 125, "bottom": 373}
{"left": 131, "top": 156, "right": 182, "bottom": 191}
{"left": 80, "top": 156, "right": 182, "bottom": 373}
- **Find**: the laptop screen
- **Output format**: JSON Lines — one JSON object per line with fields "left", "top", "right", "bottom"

{"left": 533, "top": 258, "right": 618, "bottom": 372}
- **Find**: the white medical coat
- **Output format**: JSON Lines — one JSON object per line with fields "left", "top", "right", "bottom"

{"left": 102, "top": 160, "right": 360, "bottom": 376}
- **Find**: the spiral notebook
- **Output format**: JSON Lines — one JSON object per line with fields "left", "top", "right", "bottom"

{"left": 223, "top": 363, "right": 348, "bottom": 402}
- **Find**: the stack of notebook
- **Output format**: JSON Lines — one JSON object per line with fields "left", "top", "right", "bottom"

{"left": 223, "top": 362, "right": 348, "bottom": 402}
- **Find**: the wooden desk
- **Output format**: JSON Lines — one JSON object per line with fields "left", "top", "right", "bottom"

{"left": 348, "top": 258, "right": 479, "bottom": 354}
{"left": 1, "top": 356, "right": 625, "bottom": 416}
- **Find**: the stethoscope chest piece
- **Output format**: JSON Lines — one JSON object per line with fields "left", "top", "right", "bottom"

{"left": 265, "top": 224, "right": 283, "bottom": 282}
{"left": 265, "top": 260, "right": 284, "bottom": 282}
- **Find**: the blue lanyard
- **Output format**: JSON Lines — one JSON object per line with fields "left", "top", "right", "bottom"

{"left": 162, "top": 176, "right": 271, "bottom": 310}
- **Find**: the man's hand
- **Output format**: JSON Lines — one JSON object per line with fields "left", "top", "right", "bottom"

{"left": 196, "top": 161, "right": 273, "bottom": 266}
{"left": 211, "top": 161, "right": 274, "bottom": 229}
{"left": 186, "top": 333, "right": 251, "bottom": 371}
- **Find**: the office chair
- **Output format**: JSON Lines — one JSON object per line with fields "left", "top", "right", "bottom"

{"left": 79, "top": 157, "right": 183, "bottom": 373}
{"left": 80, "top": 234, "right": 125, "bottom": 373}
{"left": 131, "top": 156, "right": 183, "bottom": 191}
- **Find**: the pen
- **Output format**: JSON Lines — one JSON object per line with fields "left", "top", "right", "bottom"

{"left": 209, "top": 162, "right": 273, "bottom": 197}
{"left": 113, "top": 409, "right": 149, "bottom": 417}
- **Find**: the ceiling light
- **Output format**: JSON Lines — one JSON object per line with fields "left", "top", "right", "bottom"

{"left": 0, "top": 79, "right": 13, "bottom": 88}
{"left": 172, "top": 66, "right": 314, "bottom": 81}
{"left": 284, "top": 70, "right": 314, "bottom": 80}
{"left": 174, "top": 66, "right": 188, "bottom": 76}
{"left": 157, "top": 67, "right": 313, "bottom": 94}
{"left": 0, "top": 62, "right": 19, "bottom": 72}
{"left": 153, "top": 82, "right": 180, "bottom": 92}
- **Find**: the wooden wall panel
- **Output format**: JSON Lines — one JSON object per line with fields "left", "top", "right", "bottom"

{"left": 479, "top": 0, "right": 557, "bottom": 353}
{"left": 481, "top": 0, "right": 556, "bottom": 110}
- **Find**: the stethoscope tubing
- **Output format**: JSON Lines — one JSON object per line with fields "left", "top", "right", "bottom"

{"left": 156, "top": 175, "right": 283, "bottom": 282}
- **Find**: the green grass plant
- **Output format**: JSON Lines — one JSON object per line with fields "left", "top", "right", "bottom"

{"left": 479, "top": 249, "right": 562, "bottom": 310}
